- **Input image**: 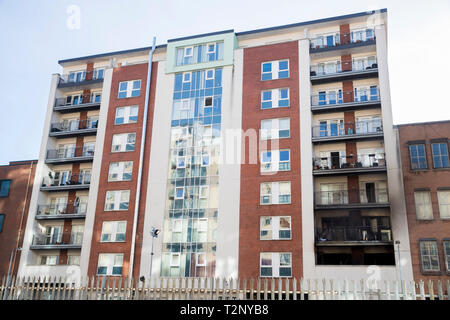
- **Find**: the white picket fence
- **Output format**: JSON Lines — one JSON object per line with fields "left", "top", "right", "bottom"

{"left": 1, "top": 276, "right": 449, "bottom": 300}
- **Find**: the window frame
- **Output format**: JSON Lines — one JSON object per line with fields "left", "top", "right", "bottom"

{"left": 443, "top": 238, "right": 450, "bottom": 274}
{"left": 418, "top": 239, "right": 442, "bottom": 275}
{"left": 260, "top": 216, "right": 292, "bottom": 240}
{"left": 0, "top": 180, "right": 11, "bottom": 197}
{"left": 111, "top": 133, "right": 136, "bottom": 153}
{"left": 97, "top": 253, "right": 124, "bottom": 276}
{"left": 414, "top": 190, "right": 434, "bottom": 220}
{"left": 108, "top": 161, "right": 133, "bottom": 182}
{"left": 437, "top": 189, "right": 450, "bottom": 220}
{"left": 0, "top": 214, "right": 4, "bottom": 232}
{"left": 409, "top": 143, "right": 428, "bottom": 170}
{"left": 100, "top": 221, "right": 127, "bottom": 243}
{"left": 114, "top": 106, "right": 139, "bottom": 125}
{"left": 104, "top": 190, "right": 130, "bottom": 211}
{"left": 431, "top": 142, "right": 450, "bottom": 169}
{"left": 117, "top": 80, "right": 141, "bottom": 99}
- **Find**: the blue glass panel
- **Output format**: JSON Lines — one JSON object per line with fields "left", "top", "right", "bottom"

{"left": 279, "top": 268, "right": 291, "bottom": 277}
{"left": 206, "top": 79, "right": 214, "bottom": 88}
{"left": 278, "top": 99, "right": 289, "bottom": 107}
{"left": 262, "top": 73, "right": 272, "bottom": 81}
{"left": 279, "top": 129, "right": 290, "bottom": 138}
{"left": 278, "top": 70, "right": 289, "bottom": 79}
{"left": 112, "top": 267, "right": 122, "bottom": 275}
{"left": 330, "top": 123, "right": 338, "bottom": 136}
{"left": 205, "top": 88, "right": 214, "bottom": 96}
{"left": 114, "top": 118, "right": 124, "bottom": 125}
{"left": 0, "top": 215, "right": 4, "bottom": 232}
{"left": 326, "top": 35, "right": 334, "bottom": 47}
{"left": 133, "top": 80, "right": 141, "bottom": 89}
{"left": 204, "top": 116, "right": 212, "bottom": 125}
{"left": 174, "top": 74, "right": 183, "bottom": 91}
{"left": 171, "top": 120, "right": 180, "bottom": 126}
{"left": 131, "top": 89, "right": 140, "bottom": 97}
{"left": 97, "top": 267, "right": 107, "bottom": 275}
{"left": 197, "top": 45, "right": 203, "bottom": 63}
{"left": 213, "top": 116, "right": 221, "bottom": 124}
{"left": 214, "top": 87, "right": 222, "bottom": 95}
{"left": 262, "top": 101, "right": 272, "bottom": 109}
{"left": 180, "top": 119, "right": 188, "bottom": 126}
{"left": 262, "top": 151, "right": 272, "bottom": 162}
{"left": 204, "top": 107, "right": 212, "bottom": 117}
{"left": 190, "top": 90, "right": 196, "bottom": 98}
{"left": 280, "top": 89, "right": 288, "bottom": 99}
{"left": 118, "top": 92, "right": 127, "bottom": 99}
{"left": 260, "top": 267, "right": 272, "bottom": 277}
{"left": 263, "top": 91, "right": 272, "bottom": 101}
{"left": 279, "top": 60, "right": 288, "bottom": 70}
{"left": 173, "top": 92, "right": 181, "bottom": 100}
{"left": 182, "top": 91, "right": 190, "bottom": 99}
{"left": 176, "top": 188, "right": 184, "bottom": 198}
{"left": 279, "top": 150, "right": 289, "bottom": 161}
{"left": 182, "top": 83, "right": 190, "bottom": 91}
{"left": 320, "top": 122, "right": 328, "bottom": 137}
{"left": 214, "top": 69, "right": 222, "bottom": 87}
{"left": 417, "top": 145, "right": 425, "bottom": 156}
{"left": 262, "top": 63, "right": 272, "bottom": 72}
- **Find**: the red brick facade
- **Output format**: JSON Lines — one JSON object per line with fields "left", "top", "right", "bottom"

{"left": 87, "top": 62, "right": 158, "bottom": 277}
{"left": 398, "top": 121, "right": 450, "bottom": 282}
{"left": 239, "top": 41, "right": 302, "bottom": 278}
{"left": 0, "top": 160, "right": 37, "bottom": 276}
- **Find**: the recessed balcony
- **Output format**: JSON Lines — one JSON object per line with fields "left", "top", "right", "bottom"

{"left": 57, "top": 70, "right": 104, "bottom": 90}
{"left": 35, "top": 203, "right": 87, "bottom": 220}
{"left": 30, "top": 231, "right": 83, "bottom": 250}
{"left": 45, "top": 147, "right": 95, "bottom": 164}
{"left": 310, "top": 28, "right": 376, "bottom": 53}
{"left": 313, "top": 153, "right": 387, "bottom": 175}
{"left": 312, "top": 120, "right": 384, "bottom": 143}
{"left": 314, "top": 189, "right": 390, "bottom": 210}
{"left": 49, "top": 119, "right": 98, "bottom": 138}
{"left": 315, "top": 225, "right": 393, "bottom": 246}
{"left": 40, "top": 172, "right": 91, "bottom": 191}
{"left": 53, "top": 93, "right": 101, "bottom": 113}
{"left": 310, "top": 60, "right": 378, "bottom": 84}
{"left": 311, "top": 87, "right": 381, "bottom": 113}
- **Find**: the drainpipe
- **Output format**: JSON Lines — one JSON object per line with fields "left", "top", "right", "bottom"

{"left": 128, "top": 37, "right": 156, "bottom": 278}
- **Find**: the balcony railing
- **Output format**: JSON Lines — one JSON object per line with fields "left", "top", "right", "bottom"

{"left": 310, "top": 28, "right": 375, "bottom": 50}
{"left": 313, "top": 153, "right": 386, "bottom": 171}
{"left": 59, "top": 70, "right": 104, "bottom": 85}
{"left": 315, "top": 189, "right": 389, "bottom": 206}
{"left": 50, "top": 119, "right": 98, "bottom": 134}
{"left": 315, "top": 226, "right": 393, "bottom": 242}
{"left": 54, "top": 93, "right": 101, "bottom": 108}
{"left": 312, "top": 120, "right": 383, "bottom": 139}
{"left": 310, "top": 59, "right": 378, "bottom": 77}
{"left": 36, "top": 203, "right": 88, "bottom": 217}
{"left": 41, "top": 172, "right": 91, "bottom": 188}
{"left": 31, "top": 232, "right": 84, "bottom": 246}
{"left": 46, "top": 146, "right": 95, "bottom": 161}
{"left": 311, "top": 87, "right": 380, "bottom": 107}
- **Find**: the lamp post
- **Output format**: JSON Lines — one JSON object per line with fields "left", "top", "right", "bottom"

{"left": 3, "top": 247, "right": 22, "bottom": 300}
{"left": 149, "top": 227, "right": 160, "bottom": 278}
{"left": 395, "top": 240, "right": 404, "bottom": 298}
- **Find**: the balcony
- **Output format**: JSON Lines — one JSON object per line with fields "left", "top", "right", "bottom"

{"left": 41, "top": 172, "right": 91, "bottom": 191}
{"left": 311, "top": 87, "right": 380, "bottom": 113}
{"left": 30, "top": 232, "right": 83, "bottom": 250}
{"left": 309, "top": 28, "right": 376, "bottom": 53}
{"left": 313, "top": 154, "right": 386, "bottom": 175}
{"left": 45, "top": 147, "right": 95, "bottom": 164}
{"left": 57, "top": 70, "right": 104, "bottom": 90}
{"left": 314, "top": 189, "right": 390, "bottom": 210}
{"left": 53, "top": 93, "right": 101, "bottom": 113}
{"left": 312, "top": 120, "right": 383, "bottom": 143}
{"left": 50, "top": 119, "right": 98, "bottom": 138}
{"left": 35, "top": 203, "right": 87, "bottom": 220}
{"left": 310, "top": 60, "right": 378, "bottom": 84}
{"left": 315, "top": 226, "right": 393, "bottom": 246}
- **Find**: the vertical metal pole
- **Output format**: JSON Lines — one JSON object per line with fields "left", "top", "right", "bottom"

{"left": 397, "top": 241, "right": 404, "bottom": 299}
{"left": 3, "top": 249, "right": 15, "bottom": 300}
{"left": 149, "top": 235, "right": 154, "bottom": 277}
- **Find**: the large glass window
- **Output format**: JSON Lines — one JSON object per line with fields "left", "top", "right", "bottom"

{"left": 261, "top": 88, "right": 289, "bottom": 109}
{"left": 104, "top": 190, "right": 130, "bottom": 211}
{"left": 260, "top": 252, "right": 292, "bottom": 277}
{"left": 260, "top": 216, "right": 291, "bottom": 240}
{"left": 261, "top": 60, "right": 289, "bottom": 81}
{"left": 175, "top": 42, "right": 224, "bottom": 66}
{"left": 414, "top": 191, "right": 433, "bottom": 220}
{"left": 101, "top": 221, "right": 127, "bottom": 242}
{"left": 118, "top": 80, "right": 141, "bottom": 98}
{"left": 260, "top": 118, "right": 290, "bottom": 140}
{"left": 437, "top": 190, "right": 450, "bottom": 219}
{"left": 419, "top": 240, "right": 440, "bottom": 273}
{"left": 108, "top": 161, "right": 133, "bottom": 182}
{"left": 409, "top": 144, "right": 427, "bottom": 170}
{"left": 432, "top": 143, "right": 449, "bottom": 169}
{"left": 0, "top": 180, "right": 11, "bottom": 197}
{"left": 97, "top": 254, "right": 124, "bottom": 276}
{"left": 260, "top": 181, "right": 291, "bottom": 205}
{"left": 115, "top": 106, "right": 138, "bottom": 125}
{"left": 111, "top": 133, "right": 136, "bottom": 152}
{"left": 260, "top": 150, "right": 290, "bottom": 173}
{"left": 444, "top": 240, "right": 450, "bottom": 273}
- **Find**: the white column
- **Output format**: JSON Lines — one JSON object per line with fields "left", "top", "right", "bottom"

{"left": 79, "top": 67, "right": 113, "bottom": 278}
{"left": 375, "top": 24, "right": 414, "bottom": 282}
{"left": 298, "top": 38, "right": 315, "bottom": 279}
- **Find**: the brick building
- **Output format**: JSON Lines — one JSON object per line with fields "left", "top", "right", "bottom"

{"left": 0, "top": 160, "right": 37, "bottom": 275}
{"left": 397, "top": 121, "right": 450, "bottom": 282}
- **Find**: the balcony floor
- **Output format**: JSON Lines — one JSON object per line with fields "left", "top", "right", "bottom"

{"left": 312, "top": 132, "right": 384, "bottom": 143}
{"left": 313, "top": 166, "right": 387, "bottom": 176}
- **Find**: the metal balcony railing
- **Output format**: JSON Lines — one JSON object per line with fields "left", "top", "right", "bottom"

{"left": 31, "top": 232, "right": 84, "bottom": 246}
{"left": 54, "top": 93, "right": 101, "bottom": 108}
{"left": 315, "top": 226, "right": 393, "bottom": 242}
{"left": 50, "top": 119, "right": 98, "bottom": 133}
{"left": 41, "top": 172, "right": 91, "bottom": 188}
{"left": 310, "top": 28, "right": 375, "bottom": 50}
{"left": 59, "top": 70, "right": 104, "bottom": 84}
{"left": 46, "top": 146, "right": 95, "bottom": 160}
{"left": 313, "top": 153, "right": 386, "bottom": 171}
{"left": 36, "top": 203, "right": 88, "bottom": 217}
{"left": 311, "top": 87, "right": 380, "bottom": 107}
{"left": 315, "top": 189, "right": 389, "bottom": 206}
{"left": 310, "top": 58, "right": 378, "bottom": 77}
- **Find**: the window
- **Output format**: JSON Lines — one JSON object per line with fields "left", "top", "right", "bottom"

{"left": 175, "top": 42, "right": 224, "bottom": 66}
{"left": 68, "top": 255, "right": 80, "bottom": 265}
{"left": 201, "top": 153, "right": 210, "bottom": 167}
{"left": 438, "top": 190, "right": 450, "bottom": 219}
{"left": 68, "top": 71, "right": 85, "bottom": 83}
{"left": 432, "top": 143, "right": 449, "bottom": 169}
{"left": 104, "top": 190, "right": 130, "bottom": 211}
{"left": 419, "top": 240, "right": 440, "bottom": 273}
{"left": 170, "top": 253, "right": 181, "bottom": 267}
{"left": 108, "top": 161, "right": 133, "bottom": 182}
{"left": 260, "top": 150, "right": 290, "bottom": 173}
{"left": 196, "top": 253, "right": 207, "bottom": 267}
{"left": 180, "top": 99, "right": 191, "bottom": 111}
{"left": 199, "top": 186, "right": 209, "bottom": 199}
{"left": 175, "top": 187, "right": 184, "bottom": 199}
{"left": 261, "top": 60, "right": 289, "bottom": 81}
{"left": 409, "top": 144, "right": 427, "bottom": 170}
{"left": 205, "top": 69, "right": 214, "bottom": 80}
{"left": 260, "top": 181, "right": 291, "bottom": 205}
{"left": 0, "top": 180, "right": 11, "bottom": 197}
{"left": 414, "top": 191, "right": 433, "bottom": 220}
{"left": 0, "top": 214, "right": 4, "bottom": 232}
{"left": 260, "top": 252, "right": 292, "bottom": 277}
{"left": 118, "top": 80, "right": 141, "bottom": 98}
{"left": 182, "top": 72, "right": 191, "bottom": 83}
{"left": 93, "top": 68, "right": 104, "bottom": 80}
{"left": 97, "top": 254, "right": 124, "bottom": 276}
{"left": 261, "top": 88, "right": 289, "bottom": 109}
{"left": 115, "top": 106, "right": 138, "bottom": 125}
{"left": 176, "top": 156, "right": 186, "bottom": 169}
{"left": 260, "top": 118, "right": 290, "bottom": 140}
{"left": 260, "top": 216, "right": 291, "bottom": 240}
{"left": 101, "top": 221, "right": 127, "bottom": 242}
{"left": 90, "top": 92, "right": 102, "bottom": 103}
{"left": 40, "top": 255, "right": 58, "bottom": 266}
{"left": 444, "top": 240, "right": 450, "bottom": 273}
{"left": 112, "top": 133, "right": 136, "bottom": 152}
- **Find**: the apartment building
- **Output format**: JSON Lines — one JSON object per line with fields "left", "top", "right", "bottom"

{"left": 397, "top": 121, "right": 450, "bottom": 282}
{"left": 16, "top": 9, "right": 414, "bottom": 283}
{"left": 0, "top": 160, "right": 37, "bottom": 275}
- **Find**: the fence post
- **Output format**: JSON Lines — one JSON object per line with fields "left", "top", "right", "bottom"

{"left": 437, "top": 280, "right": 443, "bottom": 301}
{"left": 428, "top": 280, "right": 435, "bottom": 300}
{"left": 292, "top": 278, "right": 297, "bottom": 300}
{"left": 446, "top": 280, "right": 450, "bottom": 300}
{"left": 286, "top": 278, "right": 290, "bottom": 301}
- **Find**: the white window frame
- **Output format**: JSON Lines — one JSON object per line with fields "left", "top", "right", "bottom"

{"left": 175, "top": 187, "right": 185, "bottom": 199}
{"left": 104, "top": 190, "right": 130, "bottom": 211}
{"left": 201, "top": 153, "right": 210, "bottom": 167}
{"left": 437, "top": 190, "right": 450, "bottom": 219}
{"left": 261, "top": 60, "right": 289, "bottom": 81}
{"left": 108, "top": 161, "right": 133, "bottom": 182}
{"left": 111, "top": 133, "right": 136, "bottom": 152}
{"left": 205, "top": 69, "right": 214, "bottom": 80}
{"left": 260, "top": 181, "right": 291, "bottom": 205}
{"left": 260, "top": 149, "right": 290, "bottom": 173}
{"left": 97, "top": 253, "right": 124, "bottom": 276}
{"left": 170, "top": 253, "right": 181, "bottom": 267}
{"left": 180, "top": 99, "right": 191, "bottom": 111}
{"left": 260, "top": 216, "right": 292, "bottom": 240}
{"left": 172, "top": 219, "right": 183, "bottom": 233}
{"left": 118, "top": 80, "right": 141, "bottom": 99}
{"left": 176, "top": 156, "right": 186, "bottom": 169}
{"left": 182, "top": 72, "right": 191, "bottom": 83}
{"left": 101, "top": 221, "right": 127, "bottom": 242}
{"left": 199, "top": 186, "right": 209, "bottom": 199}
{"left": 260, "top": 252, "right": 292, "bottom": 278}
{"left": 115, "top": 106, "right": 138, "bottom": 125}
{"left": 414, "top": 191, "right": 434, "bottom": 220}
{"left": 184, "top": 46, "right": 193, "bottom": 58}
{"left": 196, "top": 253, "right": 207, "bottom": 267}
{"left": 260, "top": 118, "right": 290, "bottom": 140}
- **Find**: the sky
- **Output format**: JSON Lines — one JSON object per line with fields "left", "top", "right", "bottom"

{"left": 0, "top": 0, "right": 449, "bottom": 165}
